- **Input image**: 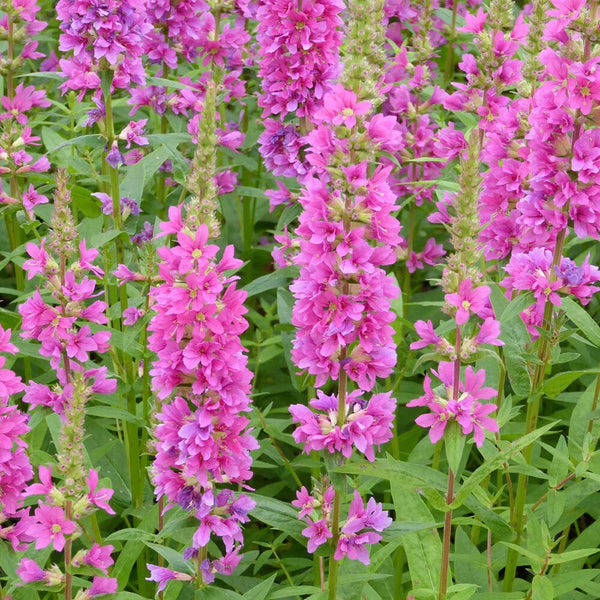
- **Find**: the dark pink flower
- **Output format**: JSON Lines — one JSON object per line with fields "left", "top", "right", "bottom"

{"left": 26, "top": 504, "right": 76, "bottom": 551}
{"left": 302, "top": 518, "right": 332, "bottom": 553}
{"left": 445, "top": 280, "right": 491, "bottom": 325}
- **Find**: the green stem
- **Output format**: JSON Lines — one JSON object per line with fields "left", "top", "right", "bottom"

{"left": 7, "top": 12, "right": 15, "bottom": 99}
{"left": 588, "top": 367, "right": 600, "bottom": 434}
{"left": 328, "top": 489, "right": 342, "bottom": 600}
{"left": 503, "top": 228, "right": 568, "bottom": 591}
{"left": 328, "top": 365, "right": 348, "bottom": 600}
{"left": 439, "top": 468, "right": 455, "bottom": 600}
{"left": 443, "top": 0, "right": 459, "bottom": 85}
{"left": 102, "top": 80, "right": 143, "bottom": 515}
{"left": 393, "top": 546, "right": 405, "bottom": 600}
{"left": 65, "top": 500, "right": 73, "bottom": 600}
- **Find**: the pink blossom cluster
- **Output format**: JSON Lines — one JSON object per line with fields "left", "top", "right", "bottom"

{"left": 0, "top": 326, "right": 33, "bottom": 551}
{"left": 17, "top": 466, "right": 117, "bottom": 595}
{"left": 384, "top": 50, "right": 444, "bottom": 206}
{"left": 292, "top": 487, "right": 391, "bottom": 565}
{"left": 19, "top": 240, "right": 112, "bottom": 392}
{"left": 448, "top": 2, "right": 600, "bottom": 335}
{"left": 0, "top": 80, "right": 51, "bottom": 216}
{"left": 291, "top": 87, "right": 403, "bottom": 390}
{"left": 502, "top": 249, "right": 600, "bottom": 334}
{"left": 409, "top": 278, "right": 500, "bottom": 447}
{"left": 288, "top": 84, "right": 402, "bottom": 563}
{"left": 256, "top": 0, "right": 344, "bottom": 183}
{"left": 290, "top": 390, "right": 396, "bottom": 461}
{"left": 148, "top": 208, "right": 257, "bottom": 575}
{"left": 0, "top": 0, "right": 47, "bottom": 65}
{"left": 56, "top": 0, "right": 152, "bottom": 97}
{"left": 408, "top": 362, "right": 498, "bottom": 447}
{"left": 142, "top": 0, "right": 211, "bottom": 70}
{"left": 385, "top": 0, "right": 460, "bottom": 53}
{"left": 256, "top": 0, "right": 344, "bottom": 119}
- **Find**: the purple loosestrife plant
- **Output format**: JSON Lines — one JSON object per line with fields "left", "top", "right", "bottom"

{"left": 148, "top": 211, "right": 257, "bottom": 587}
{"left": 287, "top": 28, "right": 402, "bottom": 587}
{"left": 14, "top": 171, "right": 117, "bottom": 599}
{"left": 147, "top": 81, "right": 256, "bottom": 588}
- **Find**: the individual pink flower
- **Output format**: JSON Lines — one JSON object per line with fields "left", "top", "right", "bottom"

{"left": 16, "top": 558, "right": 45, "bottom": 583}
{"left": 410, "top": 320, "right": 440, "bottom": 350}
{"left": 86, "top": 469, "right": 115, "bottom": 515}
{"left": 445, "top": 280, "right": 491, "bottom": 325}
{"left": 146, "top": 565, "right": 193, "bottom": 593}
{"left": 302, "top": 518, "right": 332, "bottom": 553}
{"left": 292, "top": 487, "right": 315, "bottom": 519}
{"left": 315, "top": 85, "right": 372, "bottom": 128}
{"left": 413, "top": 402, "right": 452, "bottom": 444}
{"left": 455, "top": 398, "right": 500, "bottom": 447}
{"left": 26, "top": 504, "right": 76, "bottom": 551}
{"left": 88, "top": 576, "right": 118, "bottom": 596}
{"left": 476, "top": 318, "right": 504, "bottom": 346}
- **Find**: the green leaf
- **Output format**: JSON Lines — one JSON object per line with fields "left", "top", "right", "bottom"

{"left": 498, "top": 291, "right": 534, "bottom": 324}
{"left": 333, "top": 456, "right": 447, "bottom": 493}
{"left": 237, "top": 186, "right": 268, "bottom": 200}
{"left": 391, "top": 482, "right": 441, "bottom": 592}
{"left": 250, "top": 494, "right": 305, "bottom": 541}
{"left": 270, "top": 587, "right": 322, "bottom": 599}
{"left": 447, "top": 584, "right": 478, "bottom": 600}
{"left": 146, "top": 76, "right": 194, "bottom": 90}
{"left": 540, "top": 370, "right": 599, "bottom": 399}
{"left": 562, "top": 296, "right": 600, "bottom": 347}
{"left": 243, "top": 267, "right": 298, "bottom": 298}
{"left": 568, "top": 380, "right": 599, "bottom": 457}
{"left": 146, "top": 133, "right": 192, "bottom": 146}
{"left": 120, "top": 146, "right": 171, "bottom": 201}
{"left": 453, "top": 527, "right": 489, "bottom": 592}
{"left": 113, "top": 505, "right": 158, "bottom": 588}
{"left": 242, "top": 575, "right": 276, "bottom": 600}
{"left": 532, "top": 575, "right": 554, "bottom": 600}
{"left": 46, "top": 133, "right": 105, "bottom": 152}
{"left": 444, "top": 421, "right": 466, "bottom": 477}
{"left": 145, "top": 543, "right": 194, "bottom": 574}
{"left": 105, "top": 529, "right": 154, "bottom": 542}
{"left": 451, "top": 422, "right": 557, "bottom": 509}
{"left": 196, "top": 588, "right": 244, "bottom": 600}
{"left": 547, "top": 548, "right": 600, "bottom": 564}
{"left": 490, "top": 286, "right": 532, "bottom": 397}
